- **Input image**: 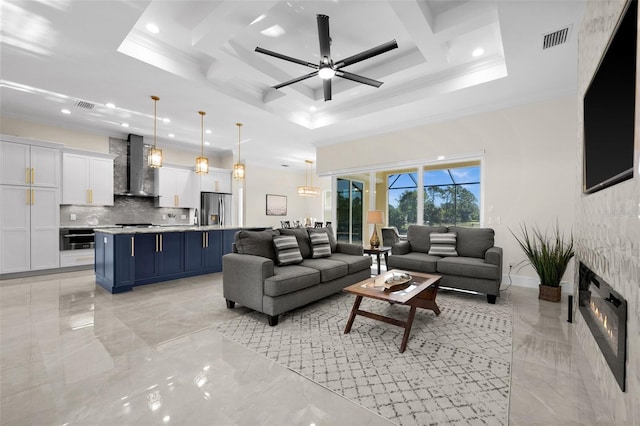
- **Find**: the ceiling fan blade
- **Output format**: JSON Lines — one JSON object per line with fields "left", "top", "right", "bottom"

{"left": 273, "top": 71, "right": 319, "bottom": 90}
{"left": 317, "top": 14, "right": 331, "bottom": 59}
{"left": 323, "top": 78, "right": 332, "bottom": 101}
{"left": 335, "top": 70, "right": 383, "bottom": 88}
{"left": 255, "top": 47, "right": 318, "bottom": 70}
{"left": 334, "top": 40, "right": 398, "bottom": 68}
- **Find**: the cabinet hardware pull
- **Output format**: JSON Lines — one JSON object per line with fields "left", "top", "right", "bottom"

{"left": 160, "top": 234, "right": 163, "bottom": 251}
{"left": 87, "top": 189, "right": 91, "bottom": 203}
{"left": 31, "top": 190, "right": 34, "bottom": 205}
{"left": 26, "top": 168, "right": 30, "bottom": 184}
{"left": 31, "top": 168, "right": 35, "bottom": 185}
{"left": 89, "top": 189, "right": 93, "bottom": 204}
{"left": 131, "top": 237, "right": 135, "bottom": 256}
{"left": 155, "top": 234, "right": 159, "bottom": 252}
{"left": 26, "top": 189, "right": 30, "bottom": 205}
{"left": 202, "top": 232, "right": 205, "bottom": 248}
{"left": 206, "top": 232, "right": 209, "bottom": 248}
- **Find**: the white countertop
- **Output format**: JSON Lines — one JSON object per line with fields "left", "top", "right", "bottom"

{"left": 94, "top": 225, "right": 256, "bottom": 235}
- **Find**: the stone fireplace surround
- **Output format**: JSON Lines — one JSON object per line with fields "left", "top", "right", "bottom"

{"left": 575, "top": 0, "right": 639, "bottom": 422}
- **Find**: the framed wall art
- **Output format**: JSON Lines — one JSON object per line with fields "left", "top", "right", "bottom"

{"left": 266, "top": 194, "right": 287, "bottom": 216}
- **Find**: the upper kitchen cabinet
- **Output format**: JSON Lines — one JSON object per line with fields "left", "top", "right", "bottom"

{"left": 0, "top": 137, "right": 60, "bottom": 187}
{"left": 62, "top": 149, "right": 116, "bottom": 206}
{"left": 199, "top": 167, "right": 232, "bottom": 193}
{"left": 154, "top": 165, "right": 196, "bottom": 208}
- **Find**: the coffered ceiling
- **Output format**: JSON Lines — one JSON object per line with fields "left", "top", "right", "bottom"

{"left": 0, "top": 0, "right": 584, "bottom": 171}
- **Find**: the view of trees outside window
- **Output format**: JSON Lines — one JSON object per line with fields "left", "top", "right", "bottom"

{"left": 388, "top": 165, "right": 480, "bottom": 233}
{"left": 336, "top": 178, "right": 363, "bottom": 243}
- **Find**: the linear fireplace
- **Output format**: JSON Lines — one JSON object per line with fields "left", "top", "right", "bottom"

{"left": 578, "top": 262, "right": 627, "bottom": 391}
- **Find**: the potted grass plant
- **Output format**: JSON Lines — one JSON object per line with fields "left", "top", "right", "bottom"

{"left": 510, "top": 222, "right": 574, "bottom": 302}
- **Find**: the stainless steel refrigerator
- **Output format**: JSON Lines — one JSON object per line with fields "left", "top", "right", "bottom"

{"left": 200, "top": 192, "right": 232, "bottom": 226}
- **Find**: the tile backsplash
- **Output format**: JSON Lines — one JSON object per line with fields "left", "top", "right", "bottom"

{"left": 60, "top": 196, "right": 191, "bottom": 227}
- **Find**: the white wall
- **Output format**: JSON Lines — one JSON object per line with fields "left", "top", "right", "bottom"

{"left": 317, "top": 95, "right": 578, "bottom": 282}
{"left": 241, "top": 163, "right": 331, "bottom": 228}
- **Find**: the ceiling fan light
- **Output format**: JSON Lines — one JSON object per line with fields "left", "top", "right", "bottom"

{"left": 318, "top": 67, "right": 335, "bottom": 80}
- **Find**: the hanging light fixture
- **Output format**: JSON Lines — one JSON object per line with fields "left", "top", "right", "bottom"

{"left": 297, "top": 160, "right": 320, "bottom": 196}
{"left": 195, "top": 111, "right": 209, "bottom": 174}
{"left": 233, "top": 122, "right": 245, "bottom": 180}
{"left": 148, "top": 95, "right": 163, "bottom": 168}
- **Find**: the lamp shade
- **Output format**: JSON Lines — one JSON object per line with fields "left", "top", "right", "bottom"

{"left": 367, "top": 210, "right": 384, "bottom": 225}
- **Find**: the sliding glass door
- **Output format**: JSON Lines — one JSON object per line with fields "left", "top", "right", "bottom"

{"left": 336, "top": 178, "right": 363, "bottom": 244}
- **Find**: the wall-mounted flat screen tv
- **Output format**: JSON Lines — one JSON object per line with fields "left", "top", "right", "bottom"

{"left": 583, "top": 0, "right": 637, "bottom": 194}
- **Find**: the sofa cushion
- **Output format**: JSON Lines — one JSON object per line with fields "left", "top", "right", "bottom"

{"left": 309, "top": 232, "right": 332, "bottom": 258}
{"left": 308, "top": 227, "right": 337, "bottom": 252}
{"left": 300, "top": 258, "right": 349, "bottom": 282}
{"left": 448, "top": 226, "right": 495, "bottom": 258}
{"left": 272, "top": 235, "right": 303, "bottom": 266}
{"left": 437, "top": 256, "right": 498, "bottom": 281}
{"left": 235, "top": 229, "right": 279, "bottom": 261}
{"left": 386, "top": 252, "right": 440, "bottom": 273}
{"left": 406, "top": 225, "right": 448, "bottom": 253}
{"left": 327, "top": 253, "right": 372, "bottom": 274}
{"left": 279, "top": 228, "right": 312, "bottom": 258}
{"left": 428, "top": 232, "right": 458, "bottom": 257}
{"left": 264, "top": 265, "right": 320, "bottom": 297}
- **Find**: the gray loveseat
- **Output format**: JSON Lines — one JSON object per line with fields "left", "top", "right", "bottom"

{"left": 223, "top": 227, "right": 371, "bottom": 325}
{"left": 386, "top": 225, "right": 503, "bottom": 303}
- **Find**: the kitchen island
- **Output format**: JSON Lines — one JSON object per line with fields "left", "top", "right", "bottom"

{"left": 94, "top": 226, "right": 259, "bottom": 294}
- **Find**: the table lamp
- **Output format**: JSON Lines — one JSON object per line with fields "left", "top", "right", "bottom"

{"left": 367, "top": 210, "right": 384, "bottom": 248}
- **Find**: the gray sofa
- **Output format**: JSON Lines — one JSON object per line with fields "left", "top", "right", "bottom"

{"left": 386, "top": 225, "right": 503, "bottom": 303}
{"left": 223, "top": 227, "right": 372, "bottom": 325}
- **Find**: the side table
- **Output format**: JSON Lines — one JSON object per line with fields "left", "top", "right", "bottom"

{"left": 363, "top": 246, "right": 391, "bottom": 275}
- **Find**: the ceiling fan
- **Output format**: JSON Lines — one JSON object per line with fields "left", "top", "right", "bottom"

{"left": 255, "top": 14, "right": 398, "bottom": 101}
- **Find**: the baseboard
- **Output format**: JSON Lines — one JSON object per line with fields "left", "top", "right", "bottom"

{"left": 502, "top": 273, "right": 572, "bottom": 294}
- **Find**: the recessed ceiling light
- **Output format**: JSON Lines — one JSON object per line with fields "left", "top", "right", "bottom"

{"left": 61, "top": 108, "right": 70, "bottom": 114}
{"left": 472, "top": 48, "right": 484, "bottom": 57}
{"left": 105, "top": 102, "right": 115, "bottom": 109}
{"left": 146, "top": 23, "right": 159, "bottom": 34}
{"left": 204, "top": 142, "right": 210, "bottom": 146}
{"left": 309, "top": 106, "right": 317, "bottom": 112}
{"left": 162, "top": 117, "right": 170, "bottom": 123}
{"left": 260, "top": 25, "right": 285, "bottom": 38}
{"left": 437, "top": 155, "right": 446, "bottom": 160}
{"left": 121, "top": 122, "right": 129, "bottom": 128}
{"left": 168, "top": 133, "right": 175, "bottom": 138}
{"left": 205, "top": 129, "right": 212, "bottom": 134}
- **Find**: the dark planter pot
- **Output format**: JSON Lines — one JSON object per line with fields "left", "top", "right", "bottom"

{"left": 539, "top": 284, "right": 562, "bottom": 302}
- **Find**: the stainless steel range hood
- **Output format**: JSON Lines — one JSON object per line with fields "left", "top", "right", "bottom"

{"left": 114, "top": 134, "right": 157, "bottom": 197}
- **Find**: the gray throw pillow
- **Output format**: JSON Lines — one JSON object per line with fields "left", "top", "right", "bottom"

{"left": 235, "top": 229, "right": 279, "bottom": 261}
{"left": 309, "top": 232, "right": 331, "bottom": 258}
{"left": 272, "top": 235, "right": 303, "bottom": 265}
{"left": 428, "top": 232, "right": 458, "bottom": 257}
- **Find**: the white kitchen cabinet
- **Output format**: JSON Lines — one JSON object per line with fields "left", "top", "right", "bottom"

{"left": 199, "top": 168, "right": 232, "bottom": 193}
{"left": 62, "top": 150, "right": 115, "bottom": 206}
{"left": 0, "top": 136, "right": 61, "bottom": 275}
{"left": 0, "top": 186, "right": 60, "bottom": 273}
{"left": 0, "top": 140, "right": 59, "bottom": 187}
{"left": 60, "top": 249, "right": 95, "bottom": 267}
{"left": 155, "top": 166, "right": 195, "bottom": 208}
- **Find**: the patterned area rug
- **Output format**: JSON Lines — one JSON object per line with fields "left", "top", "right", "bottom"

{"left": 215, "top": 288, "right": 513, "bottom": 426}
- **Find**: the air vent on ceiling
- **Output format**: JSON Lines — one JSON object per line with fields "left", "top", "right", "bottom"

{"left": 542, "top": 26, "right": 571, "bottom": 50}
{"left": 74, "top": 100, "right": 95, "bottom": 110}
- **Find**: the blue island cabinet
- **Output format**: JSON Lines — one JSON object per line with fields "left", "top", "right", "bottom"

{"left": 95, "top": 228, "right": 241, "bottom": 294}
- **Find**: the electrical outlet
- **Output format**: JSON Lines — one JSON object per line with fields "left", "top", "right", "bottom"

{"left": 181, "top": 214, "right": 187, "bottom": 220}
{"left": 70, "top": 214, "right": 76, "bottom": 221}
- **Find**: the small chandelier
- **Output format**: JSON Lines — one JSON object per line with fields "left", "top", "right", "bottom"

{"left": 233, "top": 122, "right": 245, "bottom": 180}
{"left": 148, "top": 95, "right": 163, "bottom": 168}
{"left": 195, "top": 111, "right": 209, "bottom": 174}
{"left": 297, "top": 160, "right": 320, "bottom": 196}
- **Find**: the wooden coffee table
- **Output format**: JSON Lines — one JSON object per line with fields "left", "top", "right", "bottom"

{"left": 343, "top": 269, "right": 441, "bottom": 353}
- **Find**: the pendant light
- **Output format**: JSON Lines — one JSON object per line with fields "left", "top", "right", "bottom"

{"left": 297, "top": 160, "right": 320, "bottom": 196}
{"left": 148, "top": 95, "right": 163, "bottom": 168}
{"left": 233, "top": 122, "right": 245, "bottom": 180}
{"left": 195, "top": 111, "right": 209, "bottom": 174}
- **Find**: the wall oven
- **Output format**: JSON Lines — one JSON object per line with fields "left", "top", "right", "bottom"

{"left": 60, "top": 228, "right": 95, "bottom": 251}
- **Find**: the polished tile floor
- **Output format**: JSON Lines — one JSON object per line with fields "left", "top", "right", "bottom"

{"left": 0, "top": 270, "right": 613, "bottom": 425}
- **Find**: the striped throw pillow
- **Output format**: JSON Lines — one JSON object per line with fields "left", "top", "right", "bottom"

{"left": 309, "top": 232, "right": 331, "bottom": 258}
{"left": 428, "top": 232, "right": 458, "bottom": 257}
{"left": 272, "top": 235, "right": 303, "bottom": 265}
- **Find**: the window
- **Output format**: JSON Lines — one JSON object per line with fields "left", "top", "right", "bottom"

{"left": 423, "top": 165, "right": 480, "bottom": 227}
{"left": 336, "top": 178, "right": 363, "bottom": 243}
{"left": 388, "top": 171, "right": 417, "bottom": 234}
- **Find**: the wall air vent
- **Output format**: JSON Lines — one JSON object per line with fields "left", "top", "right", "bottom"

{"left": 74, "top": 100, "right": 95, "bottom": 110}
{"left": 542, "top": 26, "right": 571, "bottom": 50}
